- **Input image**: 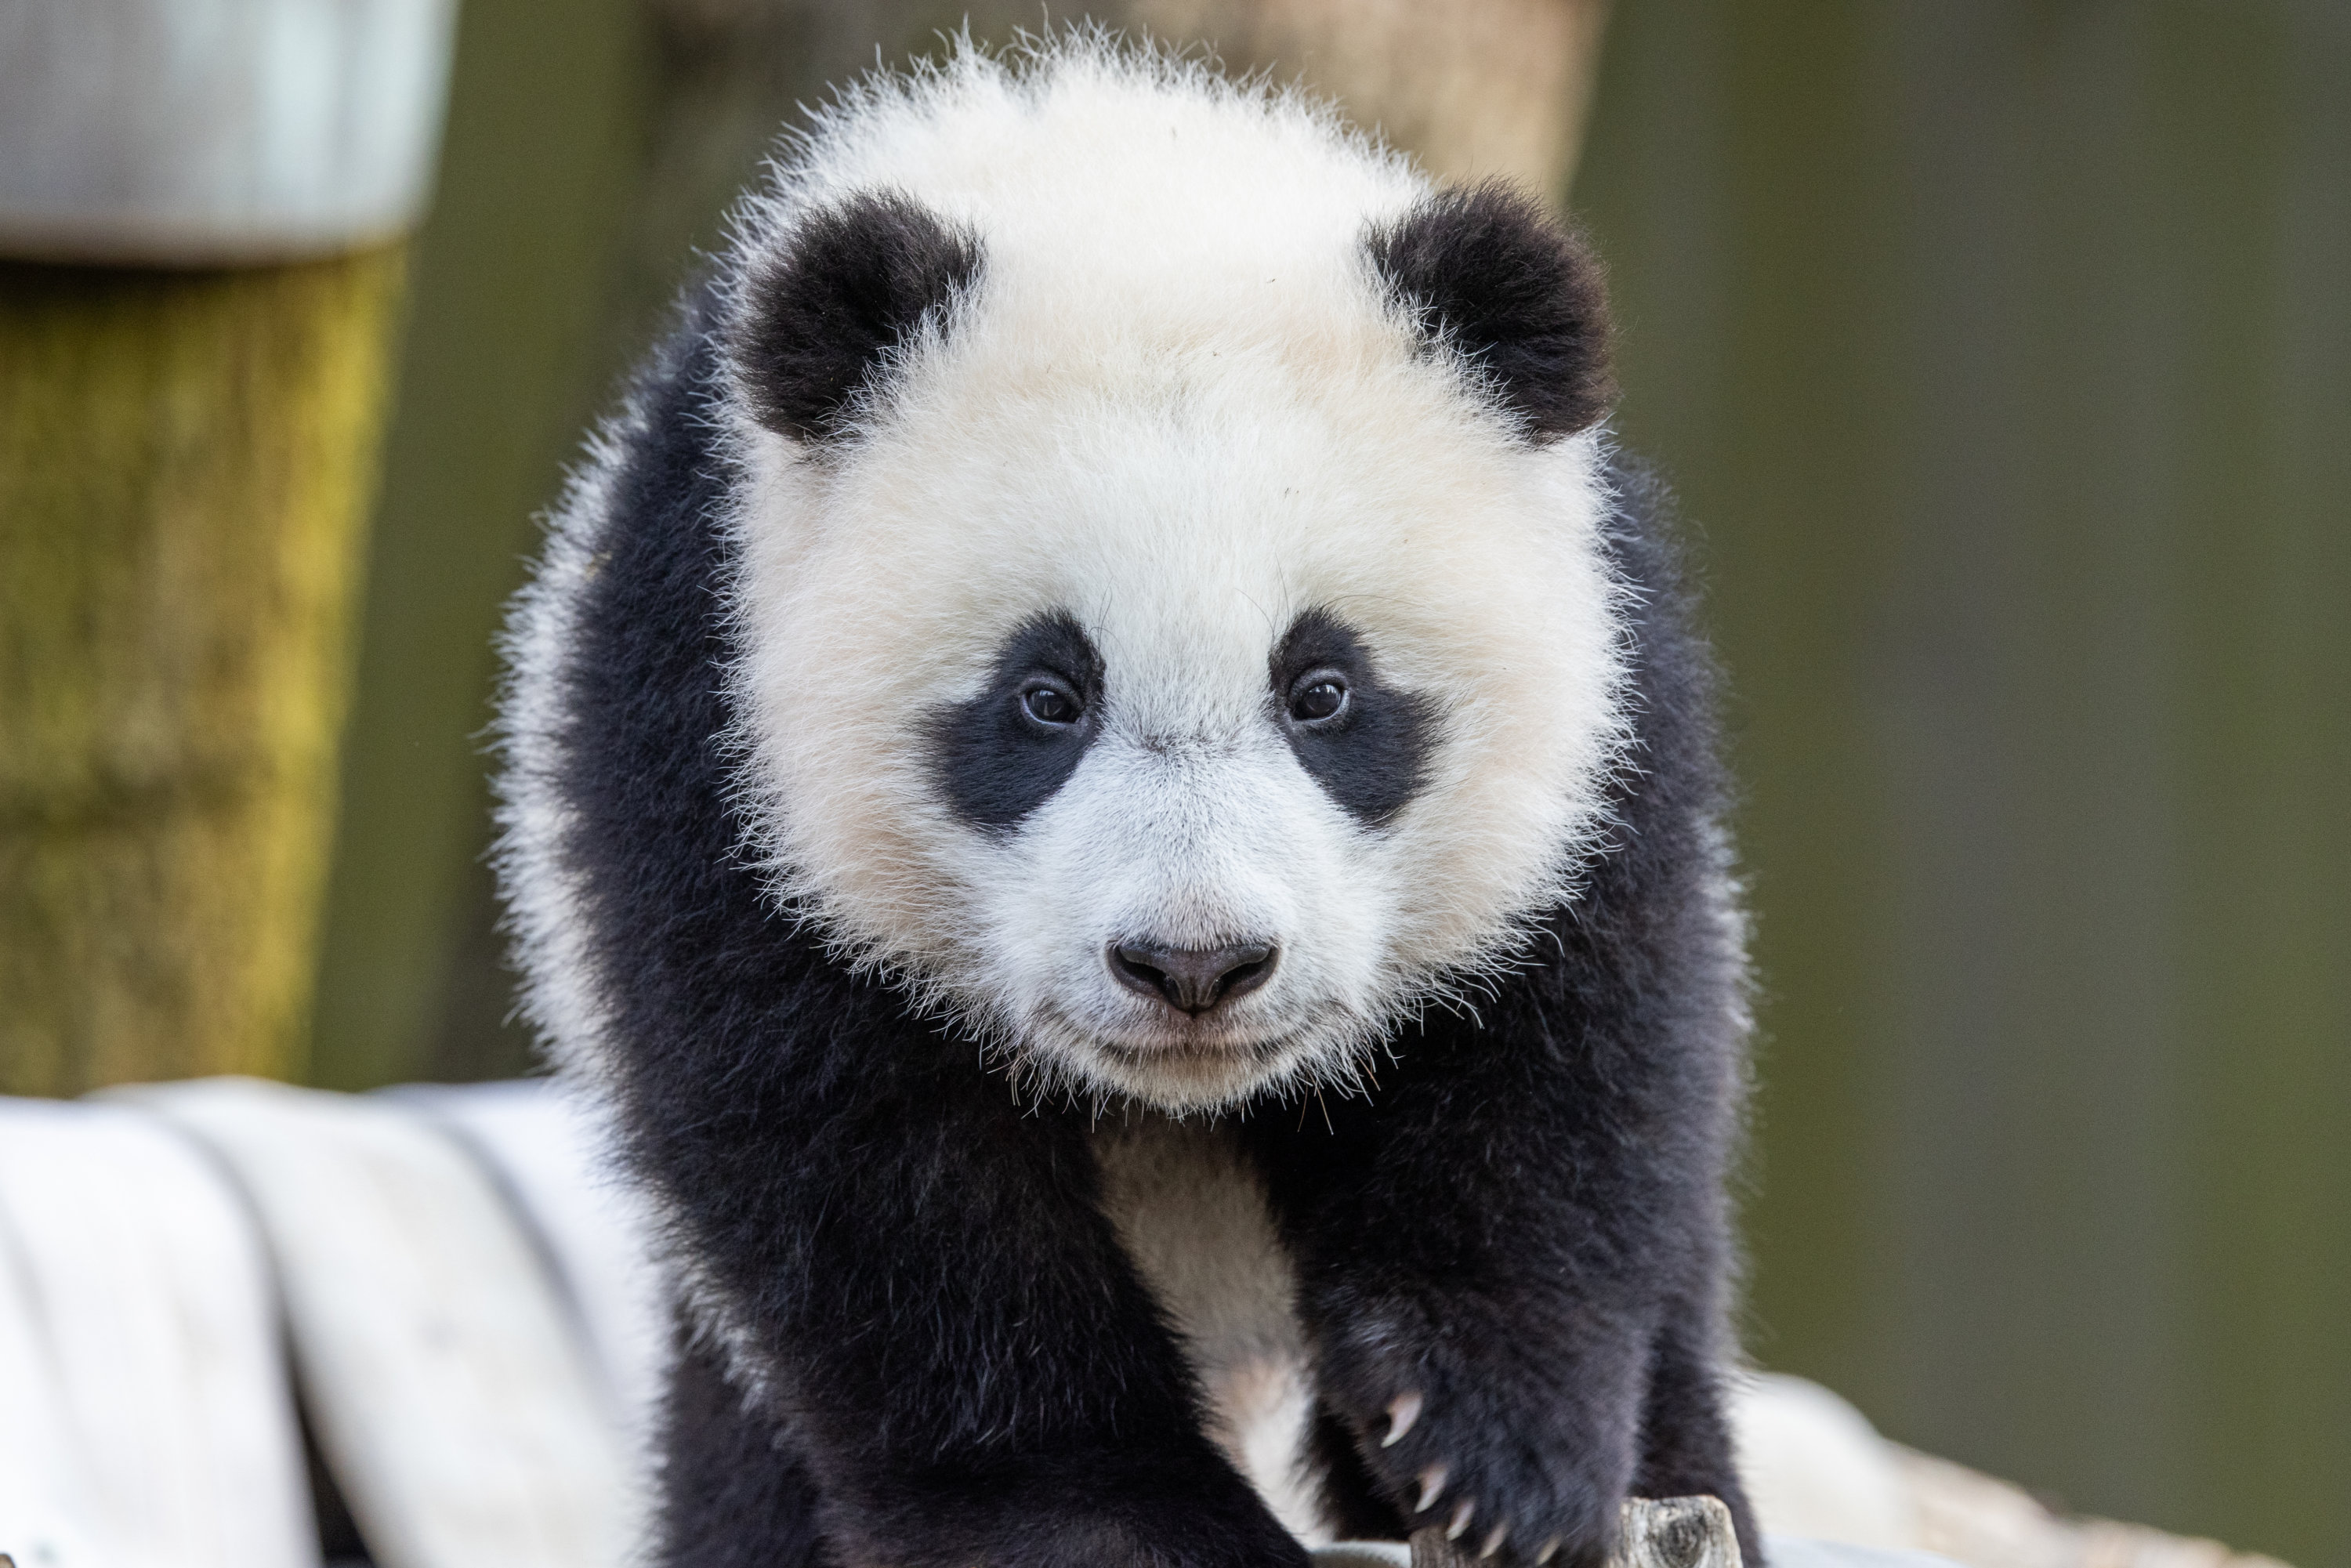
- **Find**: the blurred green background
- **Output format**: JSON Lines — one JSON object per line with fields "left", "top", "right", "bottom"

{"left": 308, "top": 3, "right": 2348, "bottom": 1565}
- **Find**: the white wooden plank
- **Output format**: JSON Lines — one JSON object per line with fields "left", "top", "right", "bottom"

{"left": 1314, "top": 1545, "right": 1412, "bottom": 1566}
{"left": 0, "top": 1096, "right": 314, "bottom": 1568}
{"left": 125, "top": 1078, "right": 634, "bottom": 1568}
{"left": 0, "top": 1158, "right": 121, "bottom": 1568}
{"left": 1731, "top": 1374, "right": 1918, "bottom": 1552}
{"left": 1765, "top": 1541, "right": 1966, "bottom": 1568}
{"left": 389, "top": 1081, "right": 668, "bottom": 1454}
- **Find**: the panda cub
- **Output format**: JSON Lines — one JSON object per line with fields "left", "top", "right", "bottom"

{"left": 499, "top": 34, "right": 1757, "bottom": 1568}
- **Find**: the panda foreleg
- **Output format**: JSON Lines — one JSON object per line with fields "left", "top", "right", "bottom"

{"left": 1245, "top": 1025, "right": 1738, "bottom": 1568}
{"left": 1629, "top": 1291, "right": 1761, "bottom": 1567}
{"left": 1302, "top": 1237, "right": 1658, "bottom": 1568}
{"left": 627, "top": 1000, "right": 1312, "bottom": 1568}
{"left": 653, "top": 1320, "right": 832, "bottom": 1568}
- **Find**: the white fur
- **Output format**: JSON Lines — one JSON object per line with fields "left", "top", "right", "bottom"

{"left": 719, "top": 35, "right": 1632, "bottom": 1111}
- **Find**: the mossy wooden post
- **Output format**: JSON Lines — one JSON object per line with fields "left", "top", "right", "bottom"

{"left": 0, "top": 1, "right": 459, "bottom": 1095}
{"left": 1128, "top": 0, "right": 1614, "bottom": 200}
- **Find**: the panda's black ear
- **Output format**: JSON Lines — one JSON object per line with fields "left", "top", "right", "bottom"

{"left": 732, "top": 190, "right": 984, "bottom": 443}
{"left": 1365, "top": 182, "right": 1613, "bottom": 440}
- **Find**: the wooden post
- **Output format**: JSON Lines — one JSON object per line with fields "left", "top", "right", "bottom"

{"left": 0, "top": 253, "right": 405, "bottom": 1095}
{"left": 0, "top": 1, "right": 456, "bottom": 1095}
{"left": 1126, "top": 0, "right": 1614, "bottom": 201}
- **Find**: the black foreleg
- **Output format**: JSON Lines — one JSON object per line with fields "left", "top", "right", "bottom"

{"left": 617, "top": 980, "right": 1309, "bottom": 1568}
{"left": 1631, "top": 1298, "right": 1761, "bottom": 1566}
{"left": 657, "top": 1325, "right": 832, "bottom": 1568}
{"left": 1247, "top": 1024, "right": 1678, "bottom": 1568}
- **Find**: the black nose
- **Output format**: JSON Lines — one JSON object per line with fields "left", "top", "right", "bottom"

{"left": 1107, "top": 940, "right": 1278, "bottom": 1016}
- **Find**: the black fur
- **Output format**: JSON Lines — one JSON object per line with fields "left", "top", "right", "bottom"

{"left": 524, "top": 266, "right": 1751, "bottom": 1568}
{"left": 733, "top": 190, "right": 984, "bottom": 442}
{"left": 931, "top": 614, "right": 1107, "bottom": 831}
{"left": 1269, "top": 609, "right": 1440, "bottom": 828}
{"left": 658, "top": 1323, "right": 836, "bottom": 1568}
{"left": 1366, "top": 183, "right": 1614, "bottom": 440}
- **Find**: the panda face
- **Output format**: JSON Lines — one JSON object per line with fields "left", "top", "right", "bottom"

{"left": 719, "top": 56, "right": 1625, "bottom": 1111}
{"left": 926, "top": 596, "right": 1429, "bottom": 1107}
{"left": 726, "top": 317, "right": 1622, "bottom": 1111}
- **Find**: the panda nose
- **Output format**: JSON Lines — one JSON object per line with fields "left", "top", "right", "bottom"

{"left": 1108, "top": 940, "right": 1278, "bottom": 1015}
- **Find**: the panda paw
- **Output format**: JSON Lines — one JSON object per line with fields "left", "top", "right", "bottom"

{"left": 1360, "top": 1385, "right": 1628, "bottom": 1568}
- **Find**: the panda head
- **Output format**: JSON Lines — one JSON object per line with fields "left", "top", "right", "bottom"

{"left": 718, "top": 48, "right": 1626, "bottom": 1113}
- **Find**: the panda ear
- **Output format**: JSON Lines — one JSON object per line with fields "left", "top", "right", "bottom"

{"left": 1365, "top": 182, "right": 1614, "bottom": 440}
{"left": 731, "top": 189, "right": 984, "bottom": 444}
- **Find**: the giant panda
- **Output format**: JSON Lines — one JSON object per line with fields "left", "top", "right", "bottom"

{"left": 498, "top": 32, "right": 1758, "bottom": 1568}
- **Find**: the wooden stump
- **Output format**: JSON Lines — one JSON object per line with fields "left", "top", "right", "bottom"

{"left": 1409, "top": 1496, "right": 1743, "bottom": 1568}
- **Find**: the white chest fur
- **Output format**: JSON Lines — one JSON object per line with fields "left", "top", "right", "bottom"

{"left": 1091, "top": 1114, "right": 1321, "bottom": 1538}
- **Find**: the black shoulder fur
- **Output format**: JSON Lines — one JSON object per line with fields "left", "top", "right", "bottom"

{"left": 1367, "top": 183, "right": 1614, "bottom": 439}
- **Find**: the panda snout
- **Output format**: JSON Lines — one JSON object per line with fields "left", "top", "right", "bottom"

{"left": 1106, "top": 939, "right": 1279, "bottom": 1016}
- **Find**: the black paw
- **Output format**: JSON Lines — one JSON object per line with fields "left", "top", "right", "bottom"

{"left": 1349, "top": 1384, "right": 1629, "bottom": 1568}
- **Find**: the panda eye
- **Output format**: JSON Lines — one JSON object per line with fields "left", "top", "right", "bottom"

{"left": 1288, "top": 672, "right": 1349, "bottom": 726}
{"left": 1020, "top": 681, "right": 1081, "bottom": 728}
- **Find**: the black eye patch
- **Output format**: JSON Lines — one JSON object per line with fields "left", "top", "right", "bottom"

{"left": 929, "top": 613, "right": 1105, "bottom": 831}
{"left": 1270, "top": 610, "right": 1439, "bottom": 827}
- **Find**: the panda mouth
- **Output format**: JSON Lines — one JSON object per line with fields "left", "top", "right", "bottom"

{"left": 1016, "top": 993, "right": 1368, "bottom": 1110}
{"left": 1031, "top": 999, "right": 1294, "bottom": 1066}
{"left": 1094, "top": 1030, "right": 1284, "bottom": 1065}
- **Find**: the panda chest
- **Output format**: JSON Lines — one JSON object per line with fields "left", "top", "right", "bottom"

{"left": 1090, "top": 1116, "right": 1310, "bottom": 1461}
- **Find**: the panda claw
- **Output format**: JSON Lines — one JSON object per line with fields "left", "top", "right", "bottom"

{"left": 1480, "top": 1522, "right": 1510, "bottom": 1559}
{"left": 1536, "top": 1536, "right": 1563, "bottom": 1565}
{"left": 1382, "top": 1391, "right": 1424, "bottom": 1447}
{"left": 1415, "top": 1465, "right": 1449, "bottom": 1513}
{"left": 1447, "top": 1499, "right": 1477, "bottom": 1541}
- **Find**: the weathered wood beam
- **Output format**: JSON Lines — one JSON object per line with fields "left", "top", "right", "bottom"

{"left": 1409, "top": 1496, "right": 1743, "bottom": 1568}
